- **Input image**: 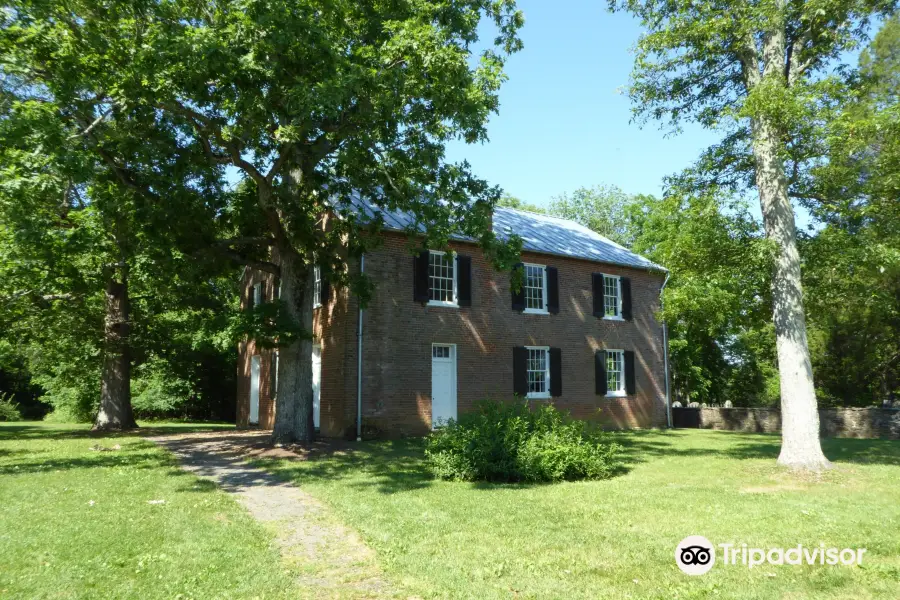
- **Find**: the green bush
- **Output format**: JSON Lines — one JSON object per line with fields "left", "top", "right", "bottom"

{"left": 425, "top": 399, "right": 623, "bottom": 483}
{"left": 0, "top": 392, "right": 22, "bottom": 422}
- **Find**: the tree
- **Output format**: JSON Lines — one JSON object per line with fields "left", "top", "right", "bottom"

{"left": 610, "top": 0, "right": 895, "bottom": 469}
{"left": 548, "top": 185, "right": 641, "bottom": 247}
{"left": 629, "top": 192, "right": 776, "bottom": 406}
{"left": 800, "top": 15, "right": 900, "bottom": 407}
{"left": 497, "top": 193, "right": 547, "bottom": 214}
{"left": 0, "top": 59, "right": 228, "bottom": 429}
{"left": 2, "top": 0, "right": 525, "bottom": 443}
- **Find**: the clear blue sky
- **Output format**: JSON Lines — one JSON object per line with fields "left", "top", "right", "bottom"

{"left": 444, "top": 0, "right": 722, "bottom": 208}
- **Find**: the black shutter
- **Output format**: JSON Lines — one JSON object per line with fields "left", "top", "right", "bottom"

{"left": 546, "top": 267, "right": 559, "bottom": 314}
{"left": 549, "top": 347, "right": 562, "bottom": 397}
{"left": 248, "top": 283, "right": 256, "bottom": 310}
{"left": 592, "top": 273, "right": 605, "bottom": 318}
{"left": 513, "top": 346, "right": 528, "bottom": 396}
{"left": 457, "top": 255, "right": 472, "bottom": 307}
{"left": 320, "top": 278, "right": 331, "bottom": 306}
{"left": 413, "top": 250, "right": 430, "bottom": 303}
{"left": 621, "top": 277, "right": 632, "bottom": 321}
{"left": 624, "top": 350, "right": 636, "bottom": 395}
{"left": 270, "top": 351, "right": 278, "bottom": 398}
{"left": 595, "top": 350, "right": 607, "bottom": 395}
{"left": 511, "top": 263, "right": 525, "bottom": 311}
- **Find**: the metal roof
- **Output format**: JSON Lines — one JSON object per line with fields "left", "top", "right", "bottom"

{"left": 340, "top": 196, "right": 665, "bottom": 272}
{"left": 493, "top": 207, "right": 664, "bottom": 271}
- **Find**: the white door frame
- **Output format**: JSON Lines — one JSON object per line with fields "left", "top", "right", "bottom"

{"left": 312, "top": 343, "right": 322, "bottom": 430}
{"left": 249, "top": 355, "right": 261, "bottom": 425}
{"left": 430, "top": 343, "right": 458, "bottom": 429}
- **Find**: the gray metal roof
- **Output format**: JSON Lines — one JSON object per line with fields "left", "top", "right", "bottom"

{"left": 340, "top": 196, "right": 665, "bottom": 272}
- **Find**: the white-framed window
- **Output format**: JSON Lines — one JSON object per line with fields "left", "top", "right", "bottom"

{"left": 313, "top": 265, "right": 322, "bottom": 308}
{"left": 603, "top": 274, "right": 622, "bottom": 319}
{"left": 252, "top": 282, "right": 262, "bottom": 306}
{"left": 606, "top": 349, "right": 625, "bottom": 397}
{"left": 526, "top": 346, "right": 550, "bottom": 399}
{"left": 523, "top": 263, "right": 548, "bottom": 313}
{"left": 432, "top": 345, "right": 452, "bottom": 358}
{"left": 428, "top": 250, "right": 457, "bottom": 306}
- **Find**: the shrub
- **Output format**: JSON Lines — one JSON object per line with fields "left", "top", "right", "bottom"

{"left": 425, "top": 399, "right": 623, "bottom": 483}
{"left": 0, "top": 392, "right": 22, "bottom": 422}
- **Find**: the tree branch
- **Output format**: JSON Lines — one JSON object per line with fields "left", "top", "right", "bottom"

{"left": 215, "top": 236, "right": 275, "bottom": 248}
{"left": 2, "top": 290, "right": 76, "bottom": 304}
{"left": 787, "top": 29, "right": 813, "bottom": 86}
{"left": 67, "top": 105, "right": 113, "bottom": 140}
{"left": 220, "top": 250, "right": 280, "bottom": 275}
{"left": 159, "top": 101, "right": 270, "bottom": 187}
{"left": 92, "top": 145, "right": 162, "bottom": 202}
{"left": 737, "top": 30, "right": 762, "bottom": 90}
{"left": 265, "top": 145, "right": 293, "bottom": 183}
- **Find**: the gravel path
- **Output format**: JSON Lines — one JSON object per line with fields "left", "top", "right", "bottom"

{"left": 149, "top": 431, "right": 393, "bottom": 598}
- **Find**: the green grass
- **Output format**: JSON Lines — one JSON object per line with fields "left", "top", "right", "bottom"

{"left": 255, "top": 429, "right": 900, "bottom": 600}
{"left": 0, "top": 421, "right": 298, "bottom": 600}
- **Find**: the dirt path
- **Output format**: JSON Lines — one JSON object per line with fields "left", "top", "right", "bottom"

{"left": 149, "top": 431, "right": 394, "bottom": 599}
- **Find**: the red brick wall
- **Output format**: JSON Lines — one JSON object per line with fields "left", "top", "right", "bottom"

{"left": 235, "top": 261, "right": 356, "bottom": 436}
{"left": 237, "top": 233, "right": 668, "bottom": 436}
{"left": 235, "top": 268, "right": 278, "bottom": 429}
{"left": 350, "top": 233, "right": 667, "bottom": 435}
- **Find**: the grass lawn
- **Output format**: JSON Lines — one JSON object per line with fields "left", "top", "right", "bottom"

{"left": 0, "top": 421, "right": 301, "bottom": 600}
{"left": 254, "top": 429, "right": 900, "bottom": 600}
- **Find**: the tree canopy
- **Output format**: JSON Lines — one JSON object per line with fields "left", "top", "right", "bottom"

{"left": 1, "top": 0, "right": 526, "bottom": 439}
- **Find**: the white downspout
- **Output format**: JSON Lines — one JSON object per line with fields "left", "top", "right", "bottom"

{"left": 660, "top": 271, "right": 672, "bottom": 428}
{"left": 356, "top": 254, "right": 365, "bottom": 442}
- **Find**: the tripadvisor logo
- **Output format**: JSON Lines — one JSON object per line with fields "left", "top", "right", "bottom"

{"left": 675, "top": 536, "right": 867, "bottom": 575}
{"left": 675, "top": 535, "right": 715, "bottom": 575}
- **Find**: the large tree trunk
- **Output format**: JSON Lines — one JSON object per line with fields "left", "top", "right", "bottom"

{"left": 272, "top": 247, "right": 316, "bottom": 445}
{"left": 751, "top": 115, "right": 830, "bottom": 470}
{"left": 93, "top": 278, "right": 136, "bottom": 431}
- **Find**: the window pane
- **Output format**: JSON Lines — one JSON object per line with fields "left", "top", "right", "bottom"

{"left": 527, "top": 348, "right": 548, "bottom": 395}
{"left": 313, "top": 266, "right": 322, "bottom": 306}
{"left": 429, "top": 252, "right": 455, "bottom": 303}
{"left": 604, "top": 275, "right": 619, "bottom": 317}
{"left": 524, "top": 265, "right": 545, "bottom": 310}
{"left": 606, "top": 350, "right": 623, "bottom": 393}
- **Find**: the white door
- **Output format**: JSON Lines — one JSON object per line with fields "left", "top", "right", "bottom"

{"left": 312, "top": 344, "right": 321, "bottom": 430}
{"left": 249, "top": 355, "right": 261, "bottom": 425}
{"left": 431, "top": 344, "right": 457, "bottom": 428}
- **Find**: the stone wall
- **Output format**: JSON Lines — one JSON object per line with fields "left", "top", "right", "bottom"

{"left": 672, "top": 407, "right": 900, "bottom": 439}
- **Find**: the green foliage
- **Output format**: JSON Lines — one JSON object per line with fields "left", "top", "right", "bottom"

{"left": 0, "top": 340, "right": 46, "bottom": 419}
{"left": 131, "top": 359, "right": 191, "bottom": 420}
{"left": 548, "top": 185, "right": 645, "bottom": 247}
{"left": 497, "top": 193, "right": 547, "bottom": 214}
{"left": 0, "top": 0, "right": 526, "bottom": 294}
{"left": 604, "top": 190, "right": 775, "bottom": 405}
{"left": 425, "top": 400, "right": 623, "bottom": 483}
{"left": 0, "top": 393, "right": 22, "bottom": 422}
{"left": 796, "top": 17, "right": 900, "bottom": 406}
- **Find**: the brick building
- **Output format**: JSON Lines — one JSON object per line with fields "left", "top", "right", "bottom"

{"left": 236, "top": 204, "right": 669, "bottom": 437}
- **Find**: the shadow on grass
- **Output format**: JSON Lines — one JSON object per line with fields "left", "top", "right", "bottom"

{"left": 0, "top": 422, "right": 235, "bottom": 441}
{"left": 0, "top": 444, "right": 176, "bottom": 475}
{"left": 243, "top": 428, "right": 900, "bottom": 496}
{"left": 254, "top": 438, "right": 436, "bottom": 495}
{"left": 612, "top": 429, "right": 900, "bottom": 468}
